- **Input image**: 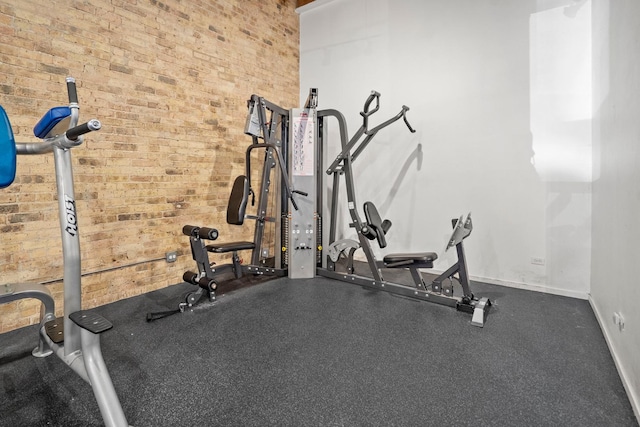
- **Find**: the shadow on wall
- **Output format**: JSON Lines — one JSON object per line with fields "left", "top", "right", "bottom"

{"left": 378, "top": 143, "right": 423, "bottom": 214}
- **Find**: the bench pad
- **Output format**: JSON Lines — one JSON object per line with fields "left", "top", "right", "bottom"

{"left": 206, "top": 241, "right": 256, "bottom": 253}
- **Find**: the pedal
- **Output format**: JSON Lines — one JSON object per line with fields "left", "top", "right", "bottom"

{"left": 44, "top": 318, "right": 65, "bottom": 343}
{"left": 69, "top": 310, "right": 113, "bottom": 334}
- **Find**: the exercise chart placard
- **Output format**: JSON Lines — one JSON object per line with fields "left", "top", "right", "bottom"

{"left": 292, "top": 113, "right": 315, "bottom": 176}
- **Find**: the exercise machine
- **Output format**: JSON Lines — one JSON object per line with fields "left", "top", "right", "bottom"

{"left": 0, "top": 78, "right": 129, "bottom": 426}
{"left": 147, "top": 92, "right": 312, "bottom": 320}
{"left": 311, "top": 91, "right": 491, "bottom": 326}
{"left": 156, "top": 89, "right": 490, "bottom": 327}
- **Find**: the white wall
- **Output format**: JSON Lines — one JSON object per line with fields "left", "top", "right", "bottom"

{"left": 299, "top": 0, "right": 592, "bottom": 298}
{"left": 591, "top": 0, "right": 640, "bottom": 418}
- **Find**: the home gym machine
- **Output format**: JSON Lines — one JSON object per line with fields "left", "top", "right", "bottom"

{"left": 147, "top": 92, "right": 314, "bottom": 320}
{"left": 308, "top": 90, "right": 491, "bottom": 327}
{"left": 0, "top": 78, "right": 129, "bottom": 426}
{"left": 159, "top": 88, "right": 490, "bottom": 327}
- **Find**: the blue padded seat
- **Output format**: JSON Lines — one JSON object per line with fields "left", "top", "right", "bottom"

{"left": 33, "top": 106, "right": 71, "bottom": 139}
{"left": 0, "top": 105, "right": 16, "bottom": 188}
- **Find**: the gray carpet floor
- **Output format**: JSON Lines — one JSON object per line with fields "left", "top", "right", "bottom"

{"left": 0, "top": 272, "right": 637, "bottom": 426}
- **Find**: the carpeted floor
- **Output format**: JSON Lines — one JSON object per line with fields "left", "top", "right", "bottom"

{"left": 0, "top": 272, "right": 637, "bottom": 426}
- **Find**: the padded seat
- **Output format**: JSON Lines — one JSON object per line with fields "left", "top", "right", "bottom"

{"left": 383, "top": 252, "right": 438, "bottom": 268}
{"left": 206, "top": 241, "right": 256, "bottom": 253}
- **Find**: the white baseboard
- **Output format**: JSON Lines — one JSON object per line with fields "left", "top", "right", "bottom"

{"left": 350, "top": 253, "right": 590, "bottom": 299}
{"left": 589, "top": 296, "right": 640, "bottom": 422}
{"left": 464, "top": 274, "right": 590, "bottom": 300}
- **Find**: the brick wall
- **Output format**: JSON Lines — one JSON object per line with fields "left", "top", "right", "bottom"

{"left": 0, "top": 0, "right": 300, "bottom": 333}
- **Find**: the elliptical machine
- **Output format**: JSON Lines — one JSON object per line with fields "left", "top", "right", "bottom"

{"left": 0, "top": 78, "right": 129, "bottom": 426}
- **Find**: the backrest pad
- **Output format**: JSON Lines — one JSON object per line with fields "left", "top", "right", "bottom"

{"left": 0, "top": 105, "right": 17, "bottom": 189}
{"left": 227, "top": 175, "right": 250, "bottom": 225}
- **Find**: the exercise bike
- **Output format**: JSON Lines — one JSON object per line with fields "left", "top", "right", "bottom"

{"left": 0, "top": 78, "right": 129, "bottom": 426}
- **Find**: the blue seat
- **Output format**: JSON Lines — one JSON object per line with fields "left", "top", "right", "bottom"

{"left": 0, "top": 105, "right": 16, "bottom": 189}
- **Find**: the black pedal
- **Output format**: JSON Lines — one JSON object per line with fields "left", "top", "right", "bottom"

{"left": 44, "top": 318, "right": 65, "bottom": 343}
{"left": 69, "top": 310, "right": 113, "bottom": 335}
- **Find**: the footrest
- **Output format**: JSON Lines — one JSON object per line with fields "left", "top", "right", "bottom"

{"left": 206, "top": 241, "right": 256, "bottom": 253}
{"left": 383, "top": 252, "right": 438, "bottom": 268}
{"left": 44, "top": 318, "right": 65, "bottom": 343}
{"left": 69, "top": 310, "right": 113, "bottom": 334}
{"left": 327, "top": 239, "right": 360, "bottom": 262}
{"left": 470, "top": 297, "right": 491, "bottom": 328}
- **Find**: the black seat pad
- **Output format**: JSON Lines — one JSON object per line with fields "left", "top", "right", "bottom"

{"left": 206, "top": 241, "right": 255, "bottom": 253}
{"left": 383, "top": 252, "right": 438, "bottom": 267}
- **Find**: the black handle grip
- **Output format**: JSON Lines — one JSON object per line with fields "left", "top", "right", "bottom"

{"left": 66, "top": 119, "right": 101, "bottom": 141}
{"left": 66, "top": 77, "right": 78, "bottom": 104}
{"left": 402, "top": 106, "right": 416, "bottom": 133}
{"left": 292, "top": 189, "right": 309, "bottom": 197}
{"left": 361, "top": 91, "right": 381, "bottom": 118}
{"left": 360, "top": 91, "right": 381, "bottom": 131}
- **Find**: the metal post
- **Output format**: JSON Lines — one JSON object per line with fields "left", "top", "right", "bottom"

{"left": 53, "top": 146, "right": 82, "bottom": 355}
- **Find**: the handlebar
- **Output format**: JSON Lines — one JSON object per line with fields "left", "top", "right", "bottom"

{"left": 364, "top": 104, "right": 416, "bottom": 136}
{"left": 15, "top": 120, "right": 101, "bottom": 155}
{"left": 15, "top": 77, "right": 100, "bottom": 155}
{"left": 245, "top": 141, "right": 305, "bottom": 211}
{"left": 361, "top": 91, "right": 380, "bottom": 117}
{"left": 66, "top": 119, "right": 101, "bottom": 141}
{"left": 401, "top": 106, "right": 416, "bottom": 133}
{"left": 66, "top": 77, "right": 78, "bottom": 104}
{"left": 360, "top": 91, "right": 380, "bottom": 130}
{"left": 359, "top": 91, "right": 416, "bottom": 135}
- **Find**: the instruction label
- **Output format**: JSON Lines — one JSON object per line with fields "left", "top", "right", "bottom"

{"left": 292, "top": 113, "right": 315, "bottom": 176}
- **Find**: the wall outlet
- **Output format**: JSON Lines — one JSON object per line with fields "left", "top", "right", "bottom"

{"left": 531, "top": 257, "right": 545, "bottom": 266}
{"left": 166, "top": 251, "right": 178, "bottom": 263}
{"left": 613, "top": 312, "right": 625, "bottom": 332}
